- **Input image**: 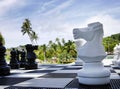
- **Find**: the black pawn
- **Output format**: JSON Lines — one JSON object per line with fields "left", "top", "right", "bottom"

{"left": 20, "top": 49, "right": 26, "bottom": 68}
{"left": 0, "top": 43, "right": 10, "bottom": 76}
{"left": 25, "top": 44, "right": 38, "bottom": 69}
{"left": 16, "top": 49, "right": 20, "bottom": 62}
{"left": 9, "top": 48, "right": 20, "bottom": 69}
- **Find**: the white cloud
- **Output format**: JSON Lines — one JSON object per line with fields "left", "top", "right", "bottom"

{"left": 42, "top": 0, "right": 74, "bottom": 17}
{"left": 83, "top": 14, "right": 120, "bottom": 37}
{"left": 28, "top": 13, "right": 120, "bottom": 48}
{"left": 2, "top": 14, "right": 120, "bottom": 48}
{"left": 33, "top": 21, "right": 74, "bottom": 44}
{"left": 0, "top": 0, "right": 26, "bottom": 16}
{"left": 0, "top": 0, "right": 18, "bottom": 15}
{"left": 1, "top": 27, "right": 30, "bottom": 48}
{"left": 38, "top": 0, "right": 58, "bottom": 13}
{"left": 0, "top": 0, "right": 120, "bottom": 48}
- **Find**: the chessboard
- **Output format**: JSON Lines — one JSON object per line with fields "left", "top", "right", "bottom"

{"left": 1, "top": 63, "right": 120, "bottom": 89}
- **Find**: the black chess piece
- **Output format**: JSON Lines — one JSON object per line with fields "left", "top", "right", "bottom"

{"left": 9, "top": 48, "right": 20, "bottom": 69}
{"left": 20, "top": 49, "right": 26, "bottom": 68}
{"left": 16, "top": 49, "right": 20, "bottom": 62}
{"left": 0, "top": 43, "right": 10, "bottom": 76}
{"left": 25, "top": 44, "right": 38, "bottom": 69}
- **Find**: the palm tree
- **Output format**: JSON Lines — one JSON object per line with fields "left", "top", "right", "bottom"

{"left": 21, "top": 19, "right": 38, "bottom": 44}
{"left": 55, "top": 37, "right": 62, "bottom": 52}
{"left": 42, "top": 44, "right": 47, "bottom": 62}
{"left": 31, "top": 31, "right": 38, "bottom": 43}
{"left": 64, "top": 40, "right": 76, "bottom": 61}
{"left": 55, "top": 38, "right": 59, "bottom": 43}
{"left": 48, "top": 40, "right": 53, "bottom": 47}
{"left": 51, "top": 43, "right": 57, "bottom": 57}
{"left": 62, "top": 38, "right": 65, "bottom": 45}
{"left": 68, "top": 40, "right": 76, "bottom": 53}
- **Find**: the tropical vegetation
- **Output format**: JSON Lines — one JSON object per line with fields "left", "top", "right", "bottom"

{"left": 35, "top": 38, "right": 76, "bottom": 64}
{"left": 103, "top": 33, "right": 120, "bottom": 54}
{"left": 0, "top": 32, "right": 5, "bottom": 45}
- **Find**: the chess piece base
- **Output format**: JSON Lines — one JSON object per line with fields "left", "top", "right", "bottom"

{"left": 0, "top": 66, "right": 10, "bottom": 76}
{"left": 25, "top": 63, "right": 38, "bottom": 69}
{"left": 20, "top": 62, "right": 26, "bottom": 68}
{"left": 112, "top": 60, "right": 120, "bottom": 68}
{"left": 10, "top": 63, "right": 20, "bottom": 69}
{"left": 78, "top": 76, "right": 110, "bottom": 85}
{"left": 77, "top": 62, "right": 110, "bottom": 85}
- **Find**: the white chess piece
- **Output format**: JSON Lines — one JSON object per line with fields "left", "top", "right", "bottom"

{"left": 112, "top": 43, "right": 120, "bottom": 67}
{"left": 74, "top": 39, "right": 83, "bottom": 65}
{"left": 112, "top": 44, "right": 119, "bottom": 66}
{"left": 73, "top": 22, "right": 110, "bottom": 85}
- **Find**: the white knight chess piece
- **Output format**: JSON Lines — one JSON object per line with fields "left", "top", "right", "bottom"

{"left": 73, "top": 22, "right": 110, "bottom": 85}
{"left": 74, "top": 39, "right": 83, "bottom": 65}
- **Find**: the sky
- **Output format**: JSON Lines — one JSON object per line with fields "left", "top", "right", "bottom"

{"left": 0, "top": 0, "right": 120, "bottom": 48}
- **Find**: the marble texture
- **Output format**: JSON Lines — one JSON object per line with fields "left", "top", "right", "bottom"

{"left": 74, "top": 40, "right": 83, "bottom": 65}
{"left": 73, "top": 22, "right": 110, "bottom": 85}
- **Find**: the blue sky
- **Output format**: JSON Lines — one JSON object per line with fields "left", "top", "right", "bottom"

{"left": 0, "top": 0, "right": 120, "bottom": 48}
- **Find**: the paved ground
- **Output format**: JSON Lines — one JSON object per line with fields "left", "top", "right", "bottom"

{"left": 0, "top": 59, "right": 120, "bottom": 89}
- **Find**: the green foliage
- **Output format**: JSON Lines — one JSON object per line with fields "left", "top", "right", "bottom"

{"left": 36, "top": 33, "right": 120, "bottom": 63}
{"left": 111, "top": 33, "right": 120, "bottom": 41}
{"left": 0, "top": 32, "right": 5, "bottom": 45}
{"left": 36, "top": 38, "right": 76, "bottom": 64}
{"left": 5, "top": 48, "right": 11, "bottom": 62}
{"left": 103, "top": 33, "right": 120, "bottom": 53}
{"left": 21, "top": 18, "right": 38, "bottom": 44}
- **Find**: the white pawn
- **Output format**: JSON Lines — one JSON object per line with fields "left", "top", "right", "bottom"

{"left": 112, "top": 43, "right": 120, "bottom": 67}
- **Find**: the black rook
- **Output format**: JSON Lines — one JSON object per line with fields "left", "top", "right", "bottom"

{"left": 25, "top": 44, "right": 38, "bottom": 69}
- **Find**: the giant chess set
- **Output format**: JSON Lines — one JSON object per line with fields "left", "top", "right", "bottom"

{"left": 0, "top": 63, "right": 120, "bottom": 89}
{"left": 0, "top": 22, "right": 120, "bottom": 89}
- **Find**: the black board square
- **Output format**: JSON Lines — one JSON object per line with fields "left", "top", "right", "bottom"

{"left": 48, "top": 66, "right": 66, "bottom": 68}
{"left": 61, "top": 67, "right": 82, "bottom": 70}
{"left": 110, "top": 69, "right": 116, "bottom": 73}
{"left": 65, "top": 78, "right": 111, "bottom": 89}
{"left": 65, "top": 79, "right": 120, "bottom": 89}
{"left": 0, "top": 78, "right": 31, "bottom": 85}
{"left": 26, "top": 70, "right": 56, "bottom": 73}
{"left": 40, "top": 73, "right": 77, "bottom": 78}
{"left": 104, "top": 65, "right": 111, "bottom": 67}
{"left": 5, "top": 86, "right": 63, "bottom": 89}
{"left": 112, "top": 66, "right": 120, "bottom": 69}
{"left": 38, "top": 64, "right": 55, "bottom": 67}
